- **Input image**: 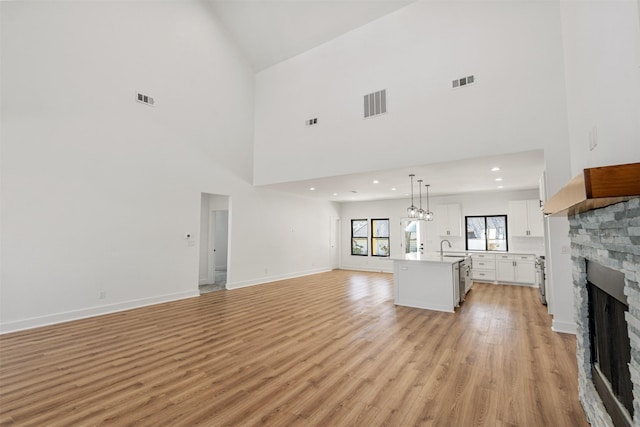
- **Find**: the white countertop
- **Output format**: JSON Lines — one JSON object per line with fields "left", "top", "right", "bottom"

{"left": 392, "top": 253, "right": 466, "bottom": 264}
{"left": 440, "top": 251, "right": 539, "bottom": 257}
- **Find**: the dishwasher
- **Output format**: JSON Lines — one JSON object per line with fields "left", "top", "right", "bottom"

{"left": 458, "top": 256, "right": 471, "bottom": 304}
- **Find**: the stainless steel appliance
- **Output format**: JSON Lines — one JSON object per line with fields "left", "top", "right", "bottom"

{"left": 459, "top": 256, "right": 471, "bottom": 304}
{"left": 536, "top": 256, "right": 546, "bottom": 305}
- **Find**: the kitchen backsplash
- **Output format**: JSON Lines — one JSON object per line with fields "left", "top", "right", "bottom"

{"left": 510, "top": 236, "right": 545, "bottom": 255}
{"left": 425, "top": 236, "right": 544, "bottom": 255}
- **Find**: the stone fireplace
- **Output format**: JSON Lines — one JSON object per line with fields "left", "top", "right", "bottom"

{"left": 571, "top": 197, "right": 640, "bottom": 426}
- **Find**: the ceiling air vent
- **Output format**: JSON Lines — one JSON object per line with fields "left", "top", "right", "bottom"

{"left": 305, "top": 118, "right": 318, "bottom": 127}
{"left": 364, "top": 89, "right": 387, "bottom": 118}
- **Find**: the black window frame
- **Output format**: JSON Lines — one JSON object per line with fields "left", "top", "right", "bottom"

{"left": 351, "top": 219, "right": 369, "bottom": 256}
{"left": 371, "top": 218, "right": 390, "bottom": 257}
{"left": 465, "top": 215, "right": 508, "bottom": 252}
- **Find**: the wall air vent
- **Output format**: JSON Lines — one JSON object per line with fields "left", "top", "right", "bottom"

{"left": 137, "top": 92, "right": 154, "bottom": 106}
{"left": 452, "top": 75, "right": 475, "bottom": 89}
{"left": 305, "top": 118, "right": 318, "bottom": 127}
{"left": 364, "top": 89, "right": 387, "bottom": 118}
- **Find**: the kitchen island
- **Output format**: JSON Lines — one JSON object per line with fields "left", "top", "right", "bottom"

{"left": 392, "top": 253, "right": 466, "bottom": 313}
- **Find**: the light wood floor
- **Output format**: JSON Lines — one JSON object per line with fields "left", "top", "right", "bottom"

{"left": 0, "top": 270, "right": 588, "bottom": 426}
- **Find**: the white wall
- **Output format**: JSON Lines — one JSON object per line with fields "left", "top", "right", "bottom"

{"left": 0, "top": 1, "right": 339, "bottom": 333}
{"left": 254, "top": 1, "right": 570, "bottom": 186}
{"left": 339, "top": 189, "right": 545, "bottom": 272}
{"left": 543, "top": 0, "right": 640, "bottom": 334}
{"left": 560, "top": 0, "right": 640, "bottom": 175}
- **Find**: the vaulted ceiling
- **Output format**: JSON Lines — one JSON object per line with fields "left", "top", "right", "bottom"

{"left": 209, "top": 0, "right": 416, "bottom": 71}
{"left": 209, "top": 1, "right": 545, "bottom": 200}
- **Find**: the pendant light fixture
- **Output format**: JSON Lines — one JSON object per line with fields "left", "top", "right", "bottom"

{"left": 417, "top": 179, "right": 426, "bottom": 220}
{"left": 407, "top": 174, "right": 417, "bottom": 218}
{"left": 425, "top": 184, "right": 434, "bottom": 221}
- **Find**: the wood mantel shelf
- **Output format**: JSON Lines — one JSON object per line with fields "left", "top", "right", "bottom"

{"left": 543, "top": 162, "right": 640, "bottom": 216}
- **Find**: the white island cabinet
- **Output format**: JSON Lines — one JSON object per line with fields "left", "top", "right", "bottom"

{"left": 392, "top": 254, "right": 464, "bottom": 313}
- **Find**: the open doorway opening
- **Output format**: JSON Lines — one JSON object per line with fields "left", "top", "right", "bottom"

{"left": 199, "top": 193, "right": 229, "bottom": 294}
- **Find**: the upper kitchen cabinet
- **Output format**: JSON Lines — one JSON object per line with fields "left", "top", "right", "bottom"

{"left": 436, "top": 204, "right": 462, "bottom": 237}
{"left": 508, "top": 200, "right": 544, "bottom": 237}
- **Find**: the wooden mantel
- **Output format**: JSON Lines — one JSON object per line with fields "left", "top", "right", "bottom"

{"left": 543, "top": 162, "right": 640, "bottom": 216}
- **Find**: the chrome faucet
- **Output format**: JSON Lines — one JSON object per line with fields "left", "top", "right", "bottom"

{"left": 440, "top": 239, "right": 452, "bottom": 257}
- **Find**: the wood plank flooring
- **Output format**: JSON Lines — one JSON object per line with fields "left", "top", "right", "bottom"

{"left": 0, "top": 270, "right": 588, "bottom": 426}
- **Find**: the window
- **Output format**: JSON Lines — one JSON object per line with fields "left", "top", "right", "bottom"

{"left": 351, "top": 219, "right": 368, "bottom": 256}
{"left": 466, "top": 215, "right": 508, "bottom": 251}
{"left": 371, "top": 218, "right": 390, "bottom": 257}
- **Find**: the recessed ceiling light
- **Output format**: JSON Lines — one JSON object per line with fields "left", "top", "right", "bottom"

{"left": 497, "top": 185, "right": 504, "bottom": 189}
{"left": 309, "top": 187, "right": 315, "bottom": 191}
{"left": 332, "top": 193, "right": 338, "bottom": 196}
{"left": 495, "top": 178, "right": 503, "bottom": 182}
{"left": 391, "top": 187, "right": 397, "bottom": 191}
{"left": 491, "top": 167, "right": 501, "bottom": 172}
{"left": 373, "top": 180, "right": 379, "bottom": 184}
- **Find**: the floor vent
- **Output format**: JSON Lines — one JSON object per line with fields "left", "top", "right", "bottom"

{"left": 137, "top": 92, "right": 154, "bottom": 106}
{"left": 364, "top": 89, "right": 387, "bottom": 118}
{"left": 452, "top": 75, "right": 475, "bottom": 89}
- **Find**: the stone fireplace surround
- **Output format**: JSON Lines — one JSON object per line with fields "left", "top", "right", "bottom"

{"left": 571, "top": 197, "right": 640, "bottom": 426}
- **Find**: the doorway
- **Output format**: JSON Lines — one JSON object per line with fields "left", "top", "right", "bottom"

{"left": 199, "top": 193, "right": 230, "bottom": 294}
{"left": 401, "top": 218, "right": 426, "bottom": 254}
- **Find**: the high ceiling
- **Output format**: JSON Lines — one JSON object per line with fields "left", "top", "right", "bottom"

{"left": 209, "top": 1, "right": 545, "bottom": 202}
{"left": 209, "top": 0, "right": 416, "bottom": 71}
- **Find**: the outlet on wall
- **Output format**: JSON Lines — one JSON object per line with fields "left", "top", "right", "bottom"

{"left": 99, "top": 290, "right": 106, "bottom": 299}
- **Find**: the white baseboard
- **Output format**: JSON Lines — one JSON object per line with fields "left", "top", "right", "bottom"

{"left": 552, "top": 319, "right": 577, "bottom": 334}
{"left": 227, "top": 267, "right": 332, "bottom": 290}
{"left": 340, "top": 266, "right": 394, "bottom": 274}
{"left": 0, "top": 289, "right": 199, "bottom": 334}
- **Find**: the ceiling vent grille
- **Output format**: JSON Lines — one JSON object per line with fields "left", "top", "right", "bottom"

{"left": 364, "top": 89, "right": 386, "bottom": 118}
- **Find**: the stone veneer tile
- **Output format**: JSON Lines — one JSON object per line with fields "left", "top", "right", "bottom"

{"left": 628, "top": 227, "right": 640, "bottom": 236}
{"left": 570, "top": 198, "right": 640, "bottom": 427}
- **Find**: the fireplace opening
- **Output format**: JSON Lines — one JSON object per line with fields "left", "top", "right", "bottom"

{"left": 587, "top": 261, "right": 634, "bottom": 427}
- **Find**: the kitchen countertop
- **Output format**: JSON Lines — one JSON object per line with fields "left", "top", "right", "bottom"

{"left": 441, "top": 251, "right": 539, "bottom": 256}
{"left": 392, "top": 253, "right": 466, "bottom": 264}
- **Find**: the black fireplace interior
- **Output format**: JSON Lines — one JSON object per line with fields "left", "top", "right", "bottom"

{"left": 587, "top": 261, "right": 634, "bottom": 427}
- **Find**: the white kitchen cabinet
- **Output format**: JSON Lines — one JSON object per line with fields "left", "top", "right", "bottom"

{"left": 496, "top": 258, "right": 516, "bottom": 282}
{"left": 471, "top": 253, "right": 496, "bottom": 281}
{"left": 495, "top": 254, "right": 536, "bottom": 285}
{"left": 435, "top": 204, "right": 462, "bottom": 237}
{"left": 508, "top": 200, "right": 543, "bottom": 237}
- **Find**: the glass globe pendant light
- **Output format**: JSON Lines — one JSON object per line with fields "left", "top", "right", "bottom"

{"left": 425, "top": 184, "right": 434, "bottom": 221}
{"left": 407, "top": 174, "right": 417, "bottom": 218}
{"left": 417, "top": 179, "right": 426, "bottom": 220}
